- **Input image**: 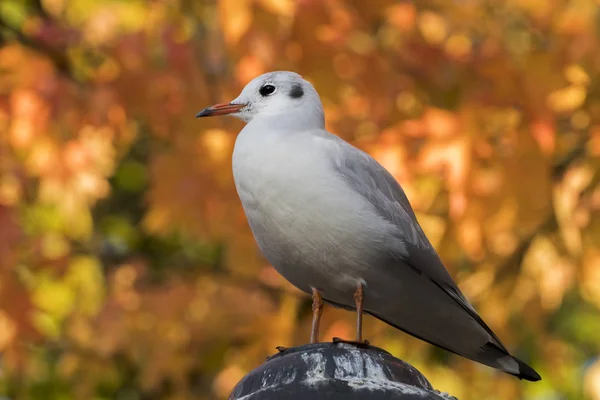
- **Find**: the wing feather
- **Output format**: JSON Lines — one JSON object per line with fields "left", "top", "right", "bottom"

{"left": 322, "top": 134, "right": 508, "bottom": 351}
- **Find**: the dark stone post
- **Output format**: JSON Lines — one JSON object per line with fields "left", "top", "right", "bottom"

{"left": 229, "top": 342, "right": 458, "bottom": 399}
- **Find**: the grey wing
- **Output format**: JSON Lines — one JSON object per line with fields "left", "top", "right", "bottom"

{"left": 325, "top": 135, "right": 455, "bottom": 285}
{"left": 325, "top": 135, "right": 508, "bottom": 350}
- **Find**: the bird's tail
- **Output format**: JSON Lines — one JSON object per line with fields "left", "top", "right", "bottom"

{"left": 479, "top": 342, "right": 541, "bottom": 381}
{"left": 368, "top": 309, "right": 542, "bottom": 381}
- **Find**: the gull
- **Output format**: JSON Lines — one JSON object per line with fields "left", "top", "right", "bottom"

{"left": 196, "top": 71, "right": 541, "bottom": 381}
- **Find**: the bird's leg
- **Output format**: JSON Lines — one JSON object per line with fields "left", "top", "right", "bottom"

{"left": 354, "top": 282, "right": 364, "bottom": 342}
{"left": 332, "top": 282, "right": 369, "bottom": 347}
{"left": 310, "top": 287, "right": 323, "bottom": 344}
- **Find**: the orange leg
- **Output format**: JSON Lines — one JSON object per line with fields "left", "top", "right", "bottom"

{"left": 332, "top": 282, "right": 369, "bottom": 346}
{"left": 310, "top": 288, "right": 323, "bottom": 344}
{"left": 354, "top": 283, "right": 364, "bottom": 342}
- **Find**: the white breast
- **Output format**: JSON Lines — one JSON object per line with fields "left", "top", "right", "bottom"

{"left": 231, "top": 124, "right": 393, "bottom": 293}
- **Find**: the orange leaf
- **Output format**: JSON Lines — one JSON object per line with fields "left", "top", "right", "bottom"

{"left": 219, "top": 0, "right": 253, "bottom": 45}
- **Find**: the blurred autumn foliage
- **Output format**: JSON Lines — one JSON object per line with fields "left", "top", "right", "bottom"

{"left": 1, "top": 0, "right": 600, "bottom": 399}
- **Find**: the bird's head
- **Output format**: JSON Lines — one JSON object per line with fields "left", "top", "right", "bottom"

{"left": 196, "top": 71, "right": 325, "bottom": 128}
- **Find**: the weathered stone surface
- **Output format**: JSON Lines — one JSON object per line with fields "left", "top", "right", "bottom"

{"left": 229, "top": 342, "right": 457, "bottom": 399}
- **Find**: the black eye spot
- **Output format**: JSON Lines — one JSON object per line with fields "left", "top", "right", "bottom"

{"left": 259, "top": 84, "right": 276, "bottom": 96}
{"left": 289, "top": 84, "right": 304, "bottom": 99}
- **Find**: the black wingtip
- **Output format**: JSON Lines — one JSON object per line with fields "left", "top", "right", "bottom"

{"left": 514, "top": 356, "right": 542, "bottom": 382}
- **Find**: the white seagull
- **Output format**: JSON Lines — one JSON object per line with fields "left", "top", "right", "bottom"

{"left": 196, "top": 71, "right": 541, "bottom": 381}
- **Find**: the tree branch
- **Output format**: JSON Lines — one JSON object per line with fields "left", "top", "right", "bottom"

{"left": 0, "top": 15, "right": 74, "bottom": 79}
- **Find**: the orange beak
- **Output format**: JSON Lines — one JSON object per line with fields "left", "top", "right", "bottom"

{"left": 196, "top": 103, "right": 246, "bottom": 117}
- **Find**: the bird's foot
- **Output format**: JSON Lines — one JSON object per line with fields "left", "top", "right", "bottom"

{"left": 332, "top": 337, "right": 370, "bottom": 348}
{"left": 275, "top": 346, "right": 288, "bottom": 353}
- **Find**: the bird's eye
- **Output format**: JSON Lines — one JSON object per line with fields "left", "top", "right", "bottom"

{"left": 259, "top": 84, "right": 276, "bottom": 96}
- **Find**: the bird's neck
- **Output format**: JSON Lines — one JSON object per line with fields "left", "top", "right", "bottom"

{"left": 248, "top": 107, "right": 325, "bottom": 133}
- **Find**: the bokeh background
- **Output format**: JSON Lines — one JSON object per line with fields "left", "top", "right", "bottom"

{"left": 1, "top": 0, "right": 599, "bottom": 399}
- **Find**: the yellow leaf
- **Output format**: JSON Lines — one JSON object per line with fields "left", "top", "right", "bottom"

{"left": 554, "top": 164, "right": 594, "bottom": 255}
{"left": 63, "top": 206, "right": 93, "bottom": 240}
{"left": 445, "top": 34, "right": 472, "bottom": 59}
{"left": 564, "top": 64, "right": 590, "bottom": 86}
{"left": 198, "top": 129, "right": 233, "bottom": 163}
{"left": 584, "top": 359, "right": 600, "bottom": 400}
{"left": 416, "top": 213, "right": 446, "bottom": 249}
{"left": 459, "top": 267, "right": 495, "bottom": 302}
{"left": 547, "top": 85, "right": 587, "bottom": 113}
{"left": 0, "top": 311, "right": 17, "bottom": 350}
{"left": 418, "top": 12, "right": 447, "bottom": 44}
{"left": 65, "top": 256, "right": 106, "bottom": 316}
{"left": 219, "top": 0, "right": 253, "bottom": 45}
{"left": 581, "top": 250, "right": 600, "bottom": 309}
{"left": 347, "top": 31, "right": 376, "bottom": 55}
{"left": 257, "top": 0, "right": 294, "bottom": 17}
{"left": 235, "top": 55, "right": 265, "bottom": 84}
{"left": 396, "top": 91, "right": 419, "bottom": 114}
{"left": 523, "top": 236, "right": 574, "bottom": 310}
{"left": 571, "top": 110, "right": 590, "bottom": 129}
{"left": 32, "top": 274, "right": 75, "bottom": 319}
{"left": 456, "top": 217, "right": 483, "bottom": 260}
{"left": 32, "top": 311, "right": 61, "bottom": 339}
{"left": 0, "top": 173, "right": 21, "bottom": 206}
{"left": 41, "top": 232, "right": 70, "bottom": 260}
{"left": 386, "top": 3, "right": 417, "bottom": 32}
{"left": 213, "top": 365, "right": 246, "bottom": 398}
